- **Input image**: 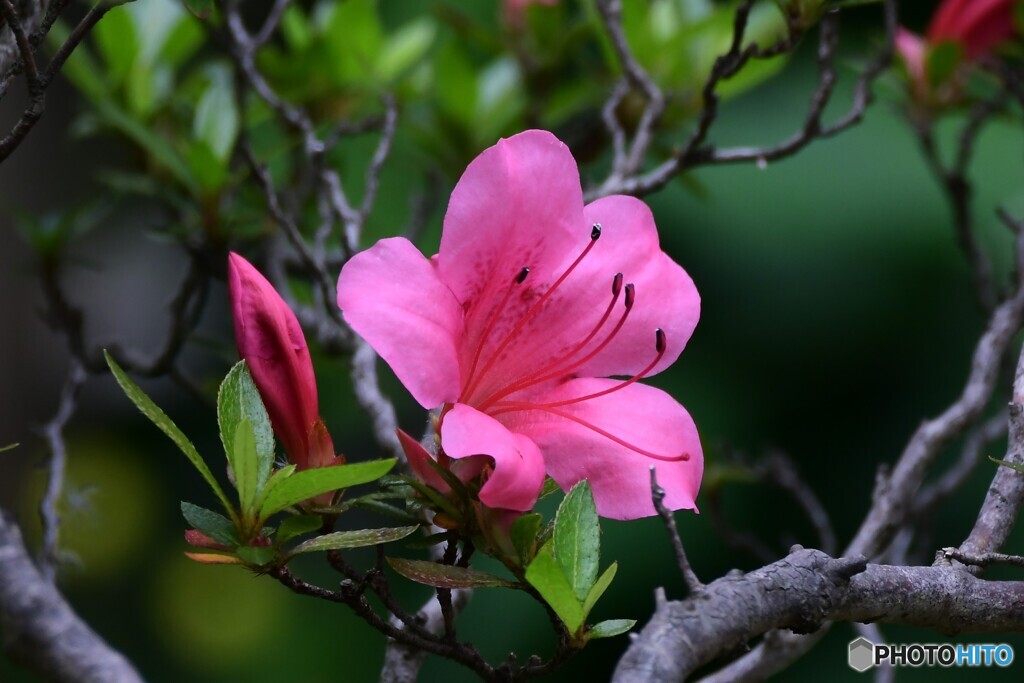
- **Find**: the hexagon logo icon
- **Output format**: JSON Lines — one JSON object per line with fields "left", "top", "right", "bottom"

{"left": 848, "top": 637, "right": 875, "bottom": 672}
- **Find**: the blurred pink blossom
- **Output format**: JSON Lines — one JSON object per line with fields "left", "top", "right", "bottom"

{"left": 928, "top": 0, "right": 1018, "bottom": 60}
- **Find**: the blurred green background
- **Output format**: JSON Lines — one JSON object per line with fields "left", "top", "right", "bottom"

{"left": 2, "top": 0, "right": 1024, "bottom": 680}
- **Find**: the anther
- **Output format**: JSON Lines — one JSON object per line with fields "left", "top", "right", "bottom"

{"left": 655, "top": 328, "right": 666, "bottom": 353}
{"left": 591, "top": 223, "right": 602, "bottom": 240}
{"left": 624, "top": 283, "right": 635, "bottom": 309}
{"left": 612, "top": 272, "right": 623, "bottom": 296}
{"left": 515, "top": 267, "right": 530, "bottom": 284}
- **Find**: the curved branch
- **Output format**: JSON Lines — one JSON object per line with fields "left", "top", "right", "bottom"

{"left": 0, "top": 512, "right": 142, "bottom": 683}
{"left": 613, "top": 546, "right": 1024, "bottom": 683}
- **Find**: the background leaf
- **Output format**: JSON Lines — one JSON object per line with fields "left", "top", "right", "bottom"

{"left": 290, "top": 526, "right": 419, "bottom": 554}
{"left": 387, "top": 558, "right": 518, "bottom": 589}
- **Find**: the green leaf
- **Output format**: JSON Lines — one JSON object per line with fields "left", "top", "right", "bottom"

{"left": 47, "top": 23, "right": 107, "bottom": 101}
{"left": 378, "top": 18, "right": 436, "bottom": 82}
{"left": 927, "top": 41, "right": 963, "bottom": 88}
{"left": 92, "top": 5, "right": 139, "bottom": 86}
{"left": 258, "top": 459, "right": 396, "bottom": 518}
{"left": 387, "top": 558, "right": 518, "bottom": 589}
{"left": 281, "top": 5, "right": 312, "bottom": 50}
{"left": 194, "top": 69, "right": 239, "bottom": 162}
{"left": 510, "top": 512, "right": 542, "bottom": 566}
{"left": 231, "top": 419, "right": 259, "bottom": 516}
{"left": 588, "top": 619, "right": 636, "bottom": 639}
{"left": 181, "top": 502, "right": 238, "bottom": 547}
{"left": 183, "top": 0, "right": 213, "bottom": 19}
{"left": 218, "top": 361, "right": 274, "bottom": 493}
{"left": 989, "top": 456, "right": 1024, "bottom": 474}
{"left": 276, "top": 515, "right": 323, "bottom": 545}
{"left": 554, "top": 480, "right": 600, "bottom": 602}
{"left": 106, "top": 351, "right": 235, "bottom": 516}
{"left": 582, "top": 562, "right": 618, "bottom": 618}
{"left": 93, "top": 100, "right": 197, "bottom": 193}
{"left": 236, "top": 545, "right": 275, "bottom": 567}
{"left": 539, "top": 476, "right": 561, "bottom": 499}
{"left": 346, "top": 498, "right": 425, "bottom": 525}
{"left": 525, "top": 542, "right": 584, "bottom": 633}
{"left": 0, "top": 443, "right": 18, "bottom": 453}
{"left": 255, "top": 464, "right": 296, "bottom": 511}
{"left": 291, "top": 526, "right": 419, "bottom": 554}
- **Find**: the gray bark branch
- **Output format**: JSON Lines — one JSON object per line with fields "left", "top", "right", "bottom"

{"left": 613, "top": 547, "right": 1024, "bottom": 683}
{"left": 0, "top": 511, "right": 142, "bottom": 683}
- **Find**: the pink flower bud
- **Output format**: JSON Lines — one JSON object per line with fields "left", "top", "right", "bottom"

{"left": 928, "top": 0, "right": 1018, "bottom": 60}
{"left": 227, "top": 252, "right": 338, "bottom": 471}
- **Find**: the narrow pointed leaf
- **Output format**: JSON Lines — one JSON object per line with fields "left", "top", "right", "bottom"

{"left": 0, "top": 443, "right": 18, "bottom": 453}
{"left": 291, "top": 526, "right": 419, "bottom": 554}
{"left": 218, "top": 361, "right": 274, "bottom": 491}
{"left": 554, "top": 480, "right": 600, "bottom": 602}
{"left": 582, "top": 562, "right": 618, "bottom": 619}
{"left": 990, "top": 456, "right": 1024, "bottom": 474}
{"left": 588, "top": 619, "right": 636, "bottom": 639}
{"left": 231, "top": 419, "right": 259, "bottom": 516}
{"left": 181, "top": 502, "right": 238, "bottom": 547}
{"left": 256, "top": 464, "right": 296, "bottom": 512}
{"left": 347, "top": 499, "right": 425, "bottom": 525}
{"left": 106, "top": 351, "right": 234, "bottom": 516}
{"left": 276, "top": 515, "right": 322, "bottom": 545}
{"left": 258, "top": 459, "right": 396, "bottom": 518}
{"left": 525, "top": 542, "right": 585, "bottom": 633}
{"left": 185, "top": 552, "right": 243, "bottom": 565}
{"left": 236, "top": 545, "right": 275, "bottom": 566}
{"left": 387, "top": 558, "right": 518, "bottom": 589}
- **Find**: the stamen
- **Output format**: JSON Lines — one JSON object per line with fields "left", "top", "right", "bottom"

{"left": 461, "top": 267, "right": 530, "bottom": 396}
{"left": 488, "top": 328, "right": 666, "bottom": 412}
{"left": 481, "top": 282, "right": 636, "bottom": 403}
{"left": 487, "top": 401, "right": 689, "bottom": 462}
{"left": 476, "top": 273, "right": 624, "bottom": 410}
{"left": 462, "top": 231, "right": 603, "bottom": 402}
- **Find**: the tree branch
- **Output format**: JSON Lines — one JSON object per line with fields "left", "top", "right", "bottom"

{"left": 0, "top": 511, "right": 142, "bottom": 682}
{"left": 613, "top": 546, "right": 1024, "bottom": 683}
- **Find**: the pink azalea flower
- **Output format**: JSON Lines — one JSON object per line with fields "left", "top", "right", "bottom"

{"left": 337, "top": 130, "right": 702, "bottom": 521}
{"left": 927, "top": 0, "right": 1017, "bottom": 60}
{"left": 228, "top": 253, "right": 340, "bottom": 472}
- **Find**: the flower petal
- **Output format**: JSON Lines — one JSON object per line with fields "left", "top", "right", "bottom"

{"left": 439, "top": 130, "right": 584, "bottom": 305}
{"left": 397, "top": 428, "right": 450, "bottom": 494}
{"left": 441, "top": 404, "right": 545, "bottom": 512}
{"left": 575, "top": 195, "right": 700, "bottom": 378}
{"left": 337, "top": 237, "right": 463, "bottom": 409}
{"left": 228, "top": 252, "right": 320, "bottom": 465}
{"left": 506, "top": 379, "right": 702, "bottom": 520}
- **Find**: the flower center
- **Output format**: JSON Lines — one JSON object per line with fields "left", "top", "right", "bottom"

{"left": 458, "top": 224, "right": 689, "bottom": 464}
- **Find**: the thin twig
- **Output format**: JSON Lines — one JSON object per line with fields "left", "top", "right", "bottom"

{"left": 36, "top": 358, "right": 86, "bottom": 583}
{"left": 651, "top": 468, "right": 702, "bottom": 592}
{"left": 945, "top": 548, "right": 1024, "bottom": 569}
